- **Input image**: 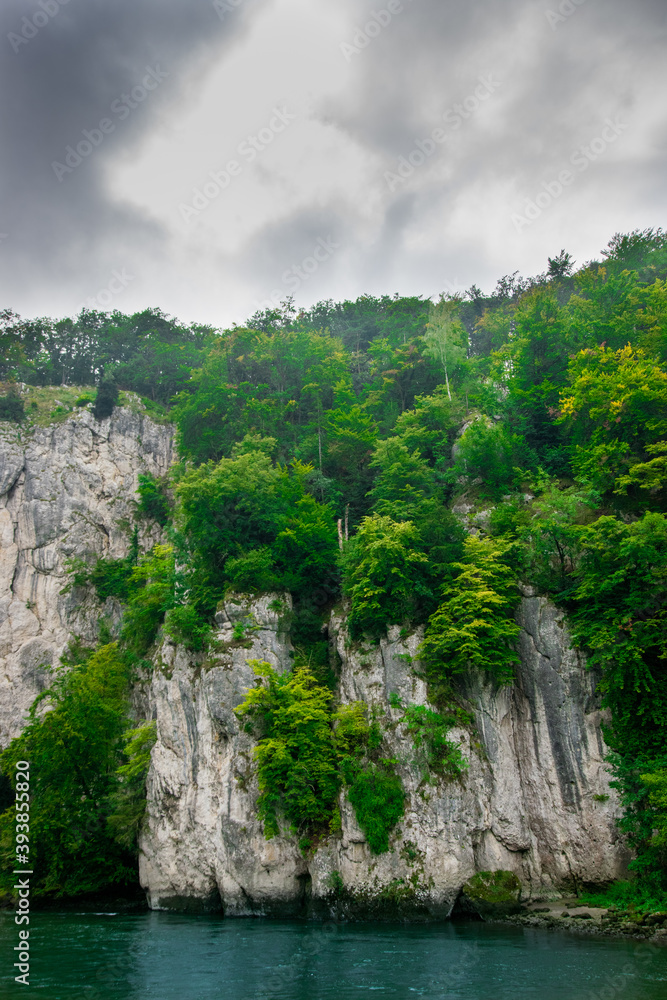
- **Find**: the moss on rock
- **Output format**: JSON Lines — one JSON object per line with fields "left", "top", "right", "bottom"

{"left": 461, "top": 870, "right": 522, "bottom": 918}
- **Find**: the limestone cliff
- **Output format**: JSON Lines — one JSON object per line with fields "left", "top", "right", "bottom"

{"left": 0, "top": 408, "right": 173, "bottom": 746}
{"left": 140, "top": 592, "right": 629, "bottom": 916}
{"left": 0, "top": 411, "right": 629, "bottom": 916}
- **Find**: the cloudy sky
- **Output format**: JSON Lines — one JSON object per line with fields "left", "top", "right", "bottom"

{"left": 1, "top": 0, "right": 665, "bottom": 327}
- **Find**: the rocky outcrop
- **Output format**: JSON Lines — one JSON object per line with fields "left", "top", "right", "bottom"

{"left": 139, "top": 594, "right": 308, "bottom": 914}
{"left": 0, "top": 411, "right": 630, "bottom": 917}
{"left": 0, "top": 409, "right": 173, "bottom": 745}
{"left": 140, "top": 589, "right": 629, "bottom": 917}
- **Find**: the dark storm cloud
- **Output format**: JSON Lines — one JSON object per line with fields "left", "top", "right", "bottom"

{"left": 0, "top": 0, "right": 665, "bottom": 323}
{"left": 0, "top": 0, "right": 265, "bottom": 300}
{"left": 314, "top": 0, "right": 667, "bottom": 289}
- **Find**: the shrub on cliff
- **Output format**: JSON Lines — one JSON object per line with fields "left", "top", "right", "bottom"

{"left": 419, "top": 536, "right": 521, "bottom": 687}
{"left": 236, "top": 665, "right": 406, "bottom": 853}
{"left": 235, "top": 661, "right": 341, "bottom": 838}
{"left": 93, "top": 374, "right": 119, "bottom": 420}
{"left": 0, "top": 386, "right": 24, "bottom": 422}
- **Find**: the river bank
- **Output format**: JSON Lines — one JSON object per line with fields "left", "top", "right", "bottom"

{"left": 503, "top": 898, "right": 667, "bottom": 945}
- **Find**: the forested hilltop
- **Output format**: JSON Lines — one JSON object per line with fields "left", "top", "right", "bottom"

{"left": 1, "top": 228, "right": 667, "bottom": 912}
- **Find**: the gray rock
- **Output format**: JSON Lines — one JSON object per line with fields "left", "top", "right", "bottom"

{"left": 0, "top": 407, "right": 174, "bottom": 745}
{"left": 139, "top": 597, "right": 629, "bottom": 915}
{"left": 0, "top": 410, "right": 630, "bottom": 917}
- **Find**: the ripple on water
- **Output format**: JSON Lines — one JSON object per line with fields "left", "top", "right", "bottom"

{"left": 1, "top": 912, "right": 666, "bottom": 1000}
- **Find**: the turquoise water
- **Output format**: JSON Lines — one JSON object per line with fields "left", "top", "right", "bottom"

{"left": 2, "top": 912, "right": 667, "bottom": 999}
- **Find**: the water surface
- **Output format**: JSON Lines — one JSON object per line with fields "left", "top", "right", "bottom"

{"left": 2, "top": 912, "right": 667, "bottom": 999}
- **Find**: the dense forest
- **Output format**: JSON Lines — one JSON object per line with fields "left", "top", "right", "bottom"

{"left": 1, "top": 227, "right": 666, "bottom": 911}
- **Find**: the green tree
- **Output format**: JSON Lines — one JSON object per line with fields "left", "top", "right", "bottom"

{"left": 419, "top": 536, "right": 520, "bottom": 686}
{"left": 559, "top": 345, "right": 667, "bottom": 499}
{"left": 343, "top": 515, "right": 429, "bottom": 639}
{"left": 423, "top": 298, "right": 468, "bottom": 401}
{"left": 0, "top": 643, "right": 135, "bottom": 898}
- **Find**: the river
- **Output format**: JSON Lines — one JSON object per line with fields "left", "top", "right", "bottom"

{"left": 2, "top": 912, "right": 667, "bottom": 998}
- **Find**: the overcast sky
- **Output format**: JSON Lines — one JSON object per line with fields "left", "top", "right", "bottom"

{"left": 1, "top": 0, "right": 665, "bottom": 327}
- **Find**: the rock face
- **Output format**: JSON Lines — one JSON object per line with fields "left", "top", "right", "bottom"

{"left": 139, "top": 594, "right": 310, "bottom": 915}
{"left": 140, "top": 590, "right": 629, "bottom": 917}
{"left": 0, "top": 409, "right": 174, "bottom": 746}
{"left": 0, "top": 412, "right": 630, "bottom": 916}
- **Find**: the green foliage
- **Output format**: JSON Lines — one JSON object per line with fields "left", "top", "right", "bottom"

{"left": 346, "top": 763, "right": 405, "bottom": 855}
{"left": 136, "top": 473, "right": 172, "bottom": 527}
{"left": 174, "top": 328, "right": 350, "bottom": 466}
{"left": 462, "top": 870, "right": 522, "bottom": 915}
{"left": 0, "top": 643, "right": 137, "bottom": 898}
{"left": 499, "top": 285, "right": 574, "bottom": 473}
{"left": 640, "top": 768, "right": 667, "bottom": 851}
{"left": 532, "top": 509, "right": 667, "bottom": 887}
{"left": 419, "top": 536, "right": 521, "bottom": 686}
{"left": 120, "top": 545, "right": 176, "bottom": 654}
{"left": 93, "top": 374, "right": 119, "bottom": 420}
{"left": 577, "top": 879, "right": 667, "bottom": 915}
{"left": 235, "top": 661, "right": 341, "bottom": 838}
{"left": 0, "top": 386, "right": 24, "bottom": 422}
{"left": 343, "top": 515, "right": 428, "bottom": 639}
{"left": 518, "top": 474, "right": 599, "bottom": 594}
{"left": 332, "top": 703, "right": 403, "bottom": 854}
{"left": 175, "top": 449, "right": 338, "bottom": 609}
{"left": 236, "top": 668, "right": 404, "bottom": 854}
{"left": 559, "top": 345, "right": 667, "bottom": 501}
{"left": 453, "top": 418, "right": 532, "bottom": 498}
{"left": 403, "top": 704, "right": 467, "bottom": 780}
{"left": 225, "top": 548, "right": 278, "bottom": 594}
{"left": 90, "top": 554, "right": 136, "bottom": 604}
{"left": 163, "top": 604, "right": 211, "bottom": 651}
{"left": 107, "top": 721, "right": 157, "bottom": 850}
{"left": 423, "top": 298, "right": 468, "bottom": 400}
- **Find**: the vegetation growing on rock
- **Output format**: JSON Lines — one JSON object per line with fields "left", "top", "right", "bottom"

{"left": 1, "top": 227, "right": 667, "bottom": 903}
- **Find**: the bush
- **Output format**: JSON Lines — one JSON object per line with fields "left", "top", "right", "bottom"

{"left": 120, "top": 545, "right": 176, "bottom": 654}
{"left": 347, "top": 763, "right": 405, "bottom": 854}
{"left": 0, "top": 389, "right": 24, "bottom": 422}
{"left": 404, "top": 704, "right": 467, "bottom": 780}
{"left": 454, "top": 419, "right": 531, "bottom": 499}
{"left": 93, "top": 375, "right": 119, "bottom": 420}
{"left": 163, "top": 604, "right": 211, "bottom": 651}
{"left": 136, "top": 473, "right": 172, "bottom": 527}
{"left": 343, "top": 515, "right": 429, "bottom": 639}
{"left": 225, "top": 548, "right": 278, "bottom": 594}
{"left": 235, "top": 661, "right": 341, "bottom": 838}
{"left": 107, "top": 722, "right": 157, "bottom": 850}
{"left": 90, "top": 556, "right": 135, "bottom": 604}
